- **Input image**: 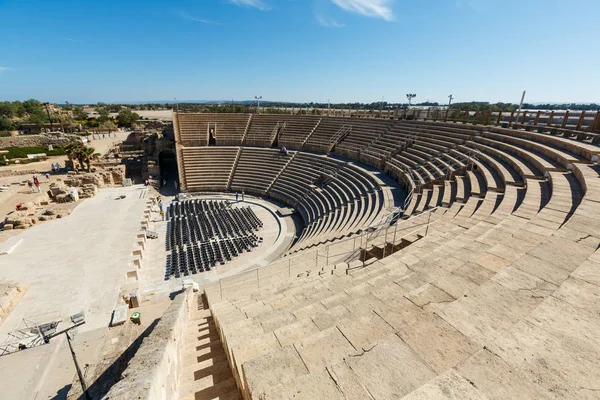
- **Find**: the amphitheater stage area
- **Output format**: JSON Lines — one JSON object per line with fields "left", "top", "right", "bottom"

{"left": 142, "top": 194, "right": 296, "bottom": 293}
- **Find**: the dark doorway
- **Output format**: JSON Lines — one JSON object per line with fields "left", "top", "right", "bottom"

{"left": 208, "top": 126, "right": 217, "bottom": 146}
{"left": 159, "top": 151, "right": 180, "bottom": 195}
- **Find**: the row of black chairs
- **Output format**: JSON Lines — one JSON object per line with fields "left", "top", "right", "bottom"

{"left": 168, "top": 199, "right": 229, "bottom": 219}
{"left": 166, "top": 200, "right": 262, "bottom": 251}
{"left": 165, "top": 199, "right": 264, "bottom": 278}
{"left": 165, "top": 234, "right": 262, "bottom": 278}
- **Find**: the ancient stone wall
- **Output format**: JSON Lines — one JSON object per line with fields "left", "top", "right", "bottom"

{"left": 0, "top": 134, "right": 80, "bottom": 149}
{"left": 0, "top": 281, "right": 26, "bottom": 325}
{"left": 101, "top": 288, "right": 193, "bottom": 400}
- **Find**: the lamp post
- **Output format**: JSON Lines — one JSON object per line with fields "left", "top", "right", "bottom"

{"left": 448, "top": 94, "right": 454, "bottom": 108}
{"left": 255, "top": 96, "right": 262, "bottom": 113}
{"left": 174, "top": 98, "right": 179, "bottom": 113}
{"left": 406, "top": 94, "right": 416, "bottom": 107}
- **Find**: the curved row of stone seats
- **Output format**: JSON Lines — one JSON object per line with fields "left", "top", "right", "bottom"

{"left": 291, "top": 174, "right": 384, "bottom": 249}
{"left": 203, "top": 131, "right": 600, "bottom": 399}
{"left": 180, "top": 147, "right": 240, "bottom": 192}
{"left": 304, "top": 117, "right": 393, "bottom": 154}
{"left": 175, "top": 113, "right": 251, "bottom": 146}
{"left": 295, "top": 183, "right": 384, "bottom": 250}
{"left": 303, "top": 117, "right": 352, "bottom": 153}
{"left": 334, "top": 118, "right": 396, "bottom": 157}
{"left": 174, "top": 112, "right": 210, "bottom": 146}
{"left": 277, "top": 116, "right": 322, "bottom": 150}
{"left": 267, "top": 153, "right": 386, "bottom": 250}
{"left": 244, "top": 115, "right": 292, "bottom": 147}
{"left": 229, "top": 147, "right": 295, "bottom": 195}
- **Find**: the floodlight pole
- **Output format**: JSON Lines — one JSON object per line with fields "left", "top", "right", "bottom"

{"left": 255, "top": 96, "right": 262, "bottom": 113}
{"left": 174, "top": 98, "right": 179, "bottom": 113}
{"left": 448, "top": 94, "right": 454, "bottom": 107}
{"left": 406, "top": 94, "right": 416, "bottom": 107}
{"left": 46, "top": 319, "right": 90, "bottom": 400}
{"left": 66, "top": 330, "right": 91, "bottom": 400}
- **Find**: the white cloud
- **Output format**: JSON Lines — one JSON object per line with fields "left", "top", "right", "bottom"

{"left": 0, "top": 66, "right": 10, "bottom": 72}
{"left": 331, "top": 0, "right": 395, "bottom": 21}
{"left": 228, "top": 0, "right": 270, "bottom": 11}
{"left": 315, "top": 13, "right": 345, "bottom": 28}
{"left": 177, "top": 10, "right": 220, "bottom": 24}
{"left": 60, "top": 37, "right": 83, "bottom": 43}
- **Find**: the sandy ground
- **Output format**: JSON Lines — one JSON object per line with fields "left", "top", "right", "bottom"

{"left": 0, "top": 131, "right": 131, "bottom": 234}
{"left": 0, "top": 185, "right": 150, "bottom": 398}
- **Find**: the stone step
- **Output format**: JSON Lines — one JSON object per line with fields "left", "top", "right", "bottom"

{"left": 179, "top": 376, "right": 241, "bottom": 400}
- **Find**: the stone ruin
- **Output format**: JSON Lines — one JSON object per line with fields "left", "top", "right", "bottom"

{"left": 2, "top": 195, "right": 73, "bottom": 230}
{"left": 2, "top": 165, "right": 126, "bottom": 231}
{"left": 0, "top": 280, "right": 26, "bottom": 325}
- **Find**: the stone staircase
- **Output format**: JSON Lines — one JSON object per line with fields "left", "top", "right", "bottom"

{"left": 203, "top": 160, "right": 600, "bottom": 399}
{"left": 179, "top": 293, "right": 242, "bottom": 400}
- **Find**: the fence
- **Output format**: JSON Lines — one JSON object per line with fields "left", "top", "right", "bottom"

{"left": 209, "top": 206, "right": 442, "bottom": 300}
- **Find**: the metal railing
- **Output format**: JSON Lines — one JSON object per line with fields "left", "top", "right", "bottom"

{"left": 208, "top": 205, "right": 443, "bottom": 300}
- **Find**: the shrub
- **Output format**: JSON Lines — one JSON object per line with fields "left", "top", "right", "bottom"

{"left": 0, "top": 146, "right": 67, "bottom": 159}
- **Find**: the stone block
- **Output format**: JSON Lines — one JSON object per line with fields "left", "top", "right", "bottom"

{"left": 345, "top": 334, "right": 436, "bottom": 399}
{"left": 110, "top": 305, "right": 128, "bottom": 326}
{"left": 243, "top": 346, "right": 309, "bottom": 399}
{"left": 294, "top": 327, "right": 355, "bottom": 372}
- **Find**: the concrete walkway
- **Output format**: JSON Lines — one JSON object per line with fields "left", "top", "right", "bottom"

{"left": 0, "top": 185, "right": 148, "bottom": 336}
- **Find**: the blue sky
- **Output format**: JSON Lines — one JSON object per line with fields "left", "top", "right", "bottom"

{"left": 0, "top": 0, "right": 598, "bottom": 104}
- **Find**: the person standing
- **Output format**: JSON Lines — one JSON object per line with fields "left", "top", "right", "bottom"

{"left": 35, "top": 180, "right": 41, "bottom": 192}
{"left": 241, "top": 190, "right": 245, "bottom": 202}
{"left": 27, "top": 180, "right": 34, "bottom": 192}
{"left": 45, "top": 173, "right": 50, "bottom": 181}
{"left": 236, "top": 192, "right": 239, "bottom": 202}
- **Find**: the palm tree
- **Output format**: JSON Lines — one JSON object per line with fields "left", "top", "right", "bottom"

{"left": 64, "top": 142, "right": 84, "bottom": 169}
{"left": 78, "top": 146, "right": 100, "bottom": 172}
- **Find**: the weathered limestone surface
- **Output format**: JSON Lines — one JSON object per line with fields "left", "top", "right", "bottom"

{"left": 101, "top": 288, "right": 193, "bottom": 400}
{"left": 0, "top": 281, "right": 26, "bottom": 323}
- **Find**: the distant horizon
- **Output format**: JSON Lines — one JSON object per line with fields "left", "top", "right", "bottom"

{"left": 48, "top": 99, "right": 600, "bottom": 107}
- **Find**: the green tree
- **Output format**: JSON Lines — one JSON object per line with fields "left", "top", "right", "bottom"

{"left": 100, "top": 120, "right": 116, "bottom": 133}
{"left": 28, "top": 109, "right": 48, "bottom": 128}
{"left": 97, "top": 107, "right": 110, "bottom": 123}
{"left": 23, "top": 99, "right": 43, "bottom": 114}
{"left": 77, "top": 146, "right": 100, "bottom": 172}
{"left": 116, "top": 109, "right": 140, "bottom": 128}
{"left": 0, "top": 116, "right": 15, "bottom": 131}
{"left": 0, "top": 102, "right": 15, "bottom": 118}
{"left": 73, "top": 106, "right": 88, "bottom": 121}
{"left": 64, "top": 142, "right": 84, "bottom": 168}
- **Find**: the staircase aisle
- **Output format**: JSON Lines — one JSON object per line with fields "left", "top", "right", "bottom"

{"left": 179, "top": 294, "right": 242, "bottom": 400}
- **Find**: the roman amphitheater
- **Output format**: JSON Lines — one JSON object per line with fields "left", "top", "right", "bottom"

{"left": 1, "top": 110, "right": 599, "bottom": 399}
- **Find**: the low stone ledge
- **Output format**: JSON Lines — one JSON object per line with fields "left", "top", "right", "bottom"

{"left": 101, "top": 287, "right": 193, "bottom": 400}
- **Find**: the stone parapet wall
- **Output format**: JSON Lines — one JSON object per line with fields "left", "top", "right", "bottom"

{"left": 0, "top": 134, "right": 80, "bottom": 149}
{"left": 0, "top": 169, "right": 40, "bottom": 178}
{"left": 101, "top": 288, "right": 194, "bottom": 400}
